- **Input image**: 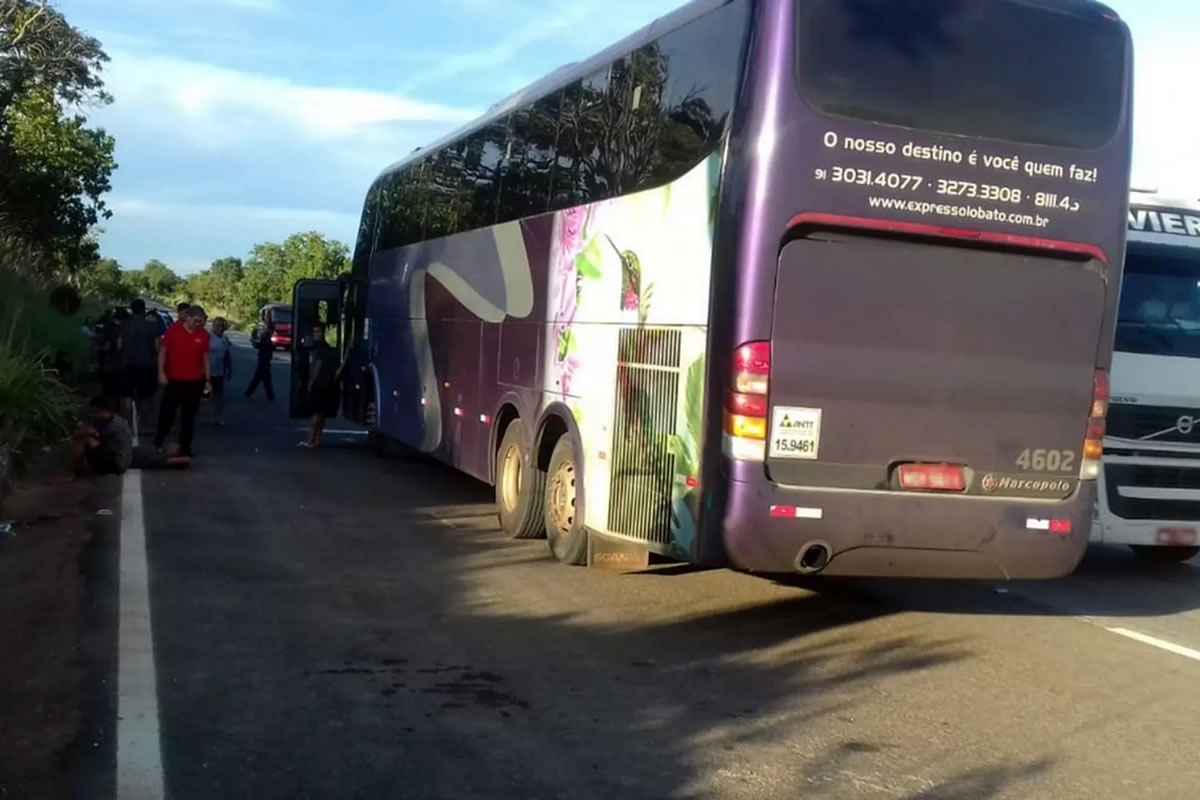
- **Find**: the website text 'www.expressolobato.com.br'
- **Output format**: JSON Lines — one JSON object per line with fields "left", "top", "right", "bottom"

{"left": 867, "top": 195, "right": 1050, "bottom": 228}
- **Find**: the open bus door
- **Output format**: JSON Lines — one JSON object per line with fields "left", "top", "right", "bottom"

{"left": 336, "top": 275, "right": 372, "bottom": 426}
{"left": 289, "top": 279, "right": 341, "bottom": 420}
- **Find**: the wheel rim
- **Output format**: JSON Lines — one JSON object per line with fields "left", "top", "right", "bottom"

{"left": 548, "top": 458, "right": 577, "bottom": 537}
{"left": 500, "top": 445, "right": 522, "bottom": 513}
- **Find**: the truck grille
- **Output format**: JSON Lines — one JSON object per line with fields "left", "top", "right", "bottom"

{"left": 1107, "top": 404, "right": 1200, "bottom": 444}
{"left": 607, "top": 327, "right": 682, "bottom": 546}
{"left": 1105, "top": 463, "right": 1200, "bottom": 521}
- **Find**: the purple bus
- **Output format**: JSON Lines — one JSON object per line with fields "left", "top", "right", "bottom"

{"left": 293, "top": 0, "right": 1133, "bottom": 579}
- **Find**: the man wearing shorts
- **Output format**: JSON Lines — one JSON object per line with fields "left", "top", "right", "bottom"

{"left": 299, "top": 323, "right": 340, "bottom": 448}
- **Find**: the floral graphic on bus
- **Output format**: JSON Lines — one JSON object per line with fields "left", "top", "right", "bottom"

{"left": 550, "top": 203, "right": 608, "bottom": 399}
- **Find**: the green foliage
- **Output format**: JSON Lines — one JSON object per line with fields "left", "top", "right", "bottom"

{"left": 0, "top": 1, "right": 116, "bottom": 278}
{"left": 668, "top": 354, "right": 705, "bottom": 482}
{"left": 121, "top": 258, "right": 182, "bottom": 301}
{"left": 0, "top": 268, "right": 85, "bottom": 453}
{"left": 0, "top": 333, "right": 75, "bottom": 451}
{"left": 136, "top": 233, "right": 352, "bottom": 328}
{"left": 74, "top": 256, "right": 129, "bottom": 301}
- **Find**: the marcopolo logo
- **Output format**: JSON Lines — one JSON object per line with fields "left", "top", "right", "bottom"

{"left": 980, "top": 474, "right": 1073, "bottom": 496}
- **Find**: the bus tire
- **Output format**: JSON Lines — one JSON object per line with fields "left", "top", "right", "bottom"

{"left": 544, "top": 436, "right": 587, "bottom": 566}
{"left": 367, "top": 429, "right": 385, "bottom": 457}
{"left": 495, "top": 421, "right": 546, "bottom": 540}
{"left": 1130, "top": 545, "right": 1200, "bottom": 562}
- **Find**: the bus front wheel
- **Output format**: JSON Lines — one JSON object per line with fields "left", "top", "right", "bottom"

{"left": 1130, "top": 545, "right": 1200, "bottom": 563}
{"left": 495, "top": 421, "right": 546, "bottom": 540}
{"left": 545, "top": 437, "right": 587, "bottom": 566}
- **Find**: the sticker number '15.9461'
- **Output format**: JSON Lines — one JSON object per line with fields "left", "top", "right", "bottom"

{"left": 769, "top": 406, "right": 822, "bottom": 461}
{"left": 1016, "top": 448, "right": 1076, "bottom": 473}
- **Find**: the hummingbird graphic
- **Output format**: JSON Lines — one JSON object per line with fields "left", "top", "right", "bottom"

{"left": 606, "top": 235, "right": 643, "bottom": 319}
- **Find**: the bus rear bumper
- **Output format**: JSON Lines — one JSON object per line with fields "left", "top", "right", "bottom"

{"left": 721, "top": 476, "right": 1093, "bottom": 580}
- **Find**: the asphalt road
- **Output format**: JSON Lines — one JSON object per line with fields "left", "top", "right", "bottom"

{"left": 89, "top": 335, "right": 1200, "bottom": 799}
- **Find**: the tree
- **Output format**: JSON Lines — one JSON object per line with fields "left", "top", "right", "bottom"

{"left": 0, "top": 1, "right": 116, "bottom": 277}
{"left": 74, "top": 256, "right": 129, "bottom": 301}
{"left": 232, "top": 232, "right": 348, "bottom": 322}
{"left": 121, "top": 259, "right": 180, "bottom": 301}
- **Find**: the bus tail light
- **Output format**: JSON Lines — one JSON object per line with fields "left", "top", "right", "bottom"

{"left": 896, "top": 463, "right": 966, "bottom": 492}
{"left": 1081, "top": 368, "right": 1108, "bottom": 480}
{"left": 724, "top": 341, "right": 771, "bottom": 462}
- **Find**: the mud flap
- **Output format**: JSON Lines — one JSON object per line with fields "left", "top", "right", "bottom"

{"left": 587, "top": 530, "right": 651, "bottom": 572}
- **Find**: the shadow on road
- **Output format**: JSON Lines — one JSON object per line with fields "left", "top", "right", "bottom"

{"left": 130, "top": 350, "right": 1081, "bottom": 798}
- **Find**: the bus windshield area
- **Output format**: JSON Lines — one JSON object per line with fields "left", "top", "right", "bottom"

{"left": 1116, "top": 247, "right": 1200, "bottom": 359}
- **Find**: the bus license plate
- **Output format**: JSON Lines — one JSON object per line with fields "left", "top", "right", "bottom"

{"left": 769, "top": 406, "right": 822, "bottom": 460}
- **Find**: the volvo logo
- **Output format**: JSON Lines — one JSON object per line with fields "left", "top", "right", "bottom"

{"left": 1141, "top": 415, "right": 1199, "bottom": 441}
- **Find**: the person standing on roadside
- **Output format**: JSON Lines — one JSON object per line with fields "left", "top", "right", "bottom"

{"left": 299, "top": 323, "right": 340, "bottom": 448}
{"left": 101, "top": 307, "right": 128, "bottom": 401}
{"left": 119, "top": 298, "right": 161, "bottom": 433}
{"left": 175, "top": 301, "right": 191, "bottom": 326}
{"left": 244, "top": 322, "right": 276, "bottom": 401}
{"left": 155, "top": 305, "right": 211, "bottom": 459}
{"left": 208, "top": 317, "right": 234, "bottom": 426}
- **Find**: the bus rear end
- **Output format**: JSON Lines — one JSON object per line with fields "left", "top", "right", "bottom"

{"left": 709, "top": 0, "right": 1132, "bottom": 578}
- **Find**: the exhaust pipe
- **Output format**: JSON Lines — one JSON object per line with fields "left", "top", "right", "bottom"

{"left": 794, "top": 541, "right": 832, "bottom": 575}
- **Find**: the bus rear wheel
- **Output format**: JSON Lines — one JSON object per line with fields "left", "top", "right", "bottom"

{"left": 495, "top": 421, "right": 546, "bottom": 540}
{"left": 1130, "top": 545, "right": 1200, "bottom": 563}
{"left": 545, "top": 436, "right": 587, "bottom": 566}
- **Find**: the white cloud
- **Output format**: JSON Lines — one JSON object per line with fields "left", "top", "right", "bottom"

{"left": 1130, "top": 42, "right": 1200, "bottom": 196}
{"left": 99, "top": 49, "right": 480, "bottom": 150}
{"left": 108, "top": 196, "right": 358, "bottom": 230}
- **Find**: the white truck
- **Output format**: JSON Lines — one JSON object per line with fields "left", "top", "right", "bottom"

{"left": 1093, "top": 190, "right": 1200, "bottom": 561}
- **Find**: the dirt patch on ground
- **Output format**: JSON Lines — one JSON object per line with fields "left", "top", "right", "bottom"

{"left": 0, "top": 475, "right": 96, "bottom": 799}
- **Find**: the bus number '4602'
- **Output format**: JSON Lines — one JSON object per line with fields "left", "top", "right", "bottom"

{"left": 1016, "top": 448, "right": 1076, "bottom": 473}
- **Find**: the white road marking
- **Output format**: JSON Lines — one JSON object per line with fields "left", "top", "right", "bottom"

{"left": 117, "top": 470, "right": 165, "bottom": 799}
{"left": 1106, "top": 626, "right": 1200, "bottom": 663}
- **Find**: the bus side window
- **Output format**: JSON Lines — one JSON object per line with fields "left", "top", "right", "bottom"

{"left": 425, "top": 146, "right": 459, "bottom": 240}
{"left": 461, "top": 130, "right": 493, "bottom": 230}
{"left": 653, "top": 1, "right": 749, "bottom": 185}
{"left": 627, "top": 43, "right": 668, "bottom": 192}
{"left": 552, "top": 80, "right": 583, "bottom": 211}
{"left": 498, "top": 107, "right": 533, "bottom": 224}
{"left": 399, "top": 160, "right": 428, "bottom": 245}
{"left": 576, "top": 67, "right": 611, "bottom": 203}
{"left": 471, "top": 119, "right": 506, "bottom": 229}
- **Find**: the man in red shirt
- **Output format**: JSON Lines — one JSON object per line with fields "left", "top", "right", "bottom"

{"left": 155, "top": 305, "right": 211, "bottom": 459}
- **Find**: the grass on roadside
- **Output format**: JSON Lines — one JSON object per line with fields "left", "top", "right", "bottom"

{"left": 0, "top": 270, "right": 87, "bottom": 470}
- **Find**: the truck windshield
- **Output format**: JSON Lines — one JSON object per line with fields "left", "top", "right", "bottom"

{"left": 1116, "top": 246, "right": 1200, "bottom": 359}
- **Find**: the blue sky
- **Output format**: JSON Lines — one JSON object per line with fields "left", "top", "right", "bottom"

{"left": 62, "top": 0, "right": 1199, "bottom": 275}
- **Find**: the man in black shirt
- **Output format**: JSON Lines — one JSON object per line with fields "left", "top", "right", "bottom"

{"left": 119, "top": 298, "right": 161, "bottom": 432}
{"left": 244, "top": 322, "right": 276, "bottom": 401}
{"left": 299, "top": 323, "right": 340, "bottom": 448}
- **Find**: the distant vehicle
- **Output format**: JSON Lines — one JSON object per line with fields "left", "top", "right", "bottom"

{"left": 294, "top": 0, "right": 1132, "bottom": 579}
{"left": 250, "top": 303, "right": 293, "bottom": 350}
{"left": 1092, "top": 191, "right": 1200, "bottom": 562}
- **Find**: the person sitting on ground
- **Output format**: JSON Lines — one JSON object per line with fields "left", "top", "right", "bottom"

{"left": 66, "top": 397, "right": 134, "bottom": 478}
